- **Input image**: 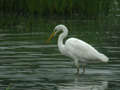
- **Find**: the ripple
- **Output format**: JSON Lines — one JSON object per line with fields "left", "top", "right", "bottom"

{"left": 0, "top": 27, "right": 119, "bottom": 90}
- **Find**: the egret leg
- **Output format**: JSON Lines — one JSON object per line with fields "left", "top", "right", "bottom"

{"left": 74, "top": 59, "right": 79, "bottom": 74}
{"left": 82, "top": 64, "right": 86, "bottom": 74}
{"left": 77, "top": 67, "right": 79, "bottom": 74}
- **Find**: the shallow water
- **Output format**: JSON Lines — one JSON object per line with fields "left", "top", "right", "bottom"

{"left": 0, "top": 20, "right": 120, "bottom": 90}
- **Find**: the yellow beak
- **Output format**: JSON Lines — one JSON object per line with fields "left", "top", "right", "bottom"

{"left": 47, "top": 31, "right": 55, "bottom": 43}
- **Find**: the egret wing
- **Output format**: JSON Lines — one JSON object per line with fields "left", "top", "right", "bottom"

{"left": 65, "top": 38, "right": 100, "bottom": 62}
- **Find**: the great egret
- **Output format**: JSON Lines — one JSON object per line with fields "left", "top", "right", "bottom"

{"left": 47, "top": 24, "right": 109, "bottom": 74}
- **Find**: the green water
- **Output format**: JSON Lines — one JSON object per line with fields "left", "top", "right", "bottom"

{"left": 0, "top": 19, "right": 120, "bottom": 90}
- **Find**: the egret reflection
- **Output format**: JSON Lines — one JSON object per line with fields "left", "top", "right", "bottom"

{"left": 58, "top": 76, "right": 108, "bottom": 90}
{"left": 58, "top": 81, "right": 108, "bottom": 90}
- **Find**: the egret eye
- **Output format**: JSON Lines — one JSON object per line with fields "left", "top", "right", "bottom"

{"left": 54, "top": 28, "right": 57, "bottom": 32}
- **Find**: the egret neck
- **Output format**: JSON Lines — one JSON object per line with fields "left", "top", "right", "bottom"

{"left": 58, "top": 27, "right": 68, "bottom": 54}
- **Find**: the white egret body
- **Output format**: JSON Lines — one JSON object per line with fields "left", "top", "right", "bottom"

{"left": 48, "top": 24, "right": 109, "bottom": 74}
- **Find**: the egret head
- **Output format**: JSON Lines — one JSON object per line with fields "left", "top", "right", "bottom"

{"left": 54, "top": 24, "right": 66, "bottom": 32}
{"left": 47, "top": 24, "right": 66, "bottom": 42}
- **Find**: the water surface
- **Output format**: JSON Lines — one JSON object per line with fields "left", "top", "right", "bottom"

{"left": 0, "top": 20, "right": 120, "bottom": 90}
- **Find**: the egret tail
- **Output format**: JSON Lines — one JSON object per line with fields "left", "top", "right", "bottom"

{"left": 99, "top": 54, "right": 109, "bottom": 63}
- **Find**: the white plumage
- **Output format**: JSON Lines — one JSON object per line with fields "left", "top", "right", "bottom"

{"left": 65, "top": 38, "right": 108, "bottom": 63}
{"left": 48, "top": 24, "right": 109, "bottom": 74}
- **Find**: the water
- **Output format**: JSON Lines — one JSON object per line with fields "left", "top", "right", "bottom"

{"left": 0, "top": 19, "right": 120, "bottom": 90}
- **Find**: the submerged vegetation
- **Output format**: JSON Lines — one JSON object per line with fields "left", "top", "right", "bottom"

{"left": 6, "top": 84, "right": 11, "bottom": 90}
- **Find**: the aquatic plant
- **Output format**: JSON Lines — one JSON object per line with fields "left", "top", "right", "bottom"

{"left": 6, "top": 84, "right": 11, "bottom": 90}
{"left": 0, "top": 0, "right": 111, "bottom": 18}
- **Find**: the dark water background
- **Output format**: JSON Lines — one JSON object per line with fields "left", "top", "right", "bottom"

{"left": 0, "top": 19, "right": 120, "bottom": 90}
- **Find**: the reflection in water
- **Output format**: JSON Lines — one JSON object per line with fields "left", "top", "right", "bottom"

{"left": 58, "top": 76, "right": 108, "bottom": 90}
